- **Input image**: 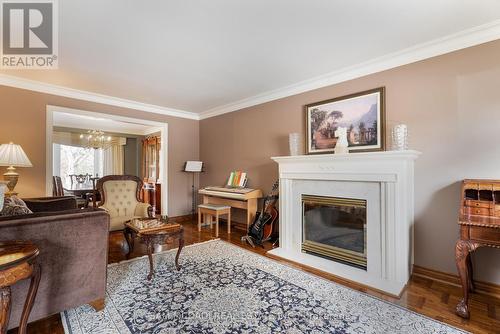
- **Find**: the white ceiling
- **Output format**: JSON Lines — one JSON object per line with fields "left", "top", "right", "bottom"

{"left": 53, "top": 111, "right": 160, "bottom": 136}
{"left": 2, "top": 0, "right": 500, "bottom": 117}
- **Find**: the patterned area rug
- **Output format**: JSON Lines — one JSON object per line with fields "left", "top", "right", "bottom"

{"left": 62, "top": 240, "right": 466, "bottom": 334}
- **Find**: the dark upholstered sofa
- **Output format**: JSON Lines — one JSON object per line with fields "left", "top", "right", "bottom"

{"left": 0, "top": 196, "right": 110, "bottom": 330}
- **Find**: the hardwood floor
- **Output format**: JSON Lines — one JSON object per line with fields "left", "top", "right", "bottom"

{"left": 9, "top": 219, "right": 500, "bottom": 333}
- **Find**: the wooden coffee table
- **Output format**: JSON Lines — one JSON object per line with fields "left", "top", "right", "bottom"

{"left": 0, "top": 241, "right": 41, "bottom": 334}
{"left": 123, "top": 218, "right": 184, "bottom": 280}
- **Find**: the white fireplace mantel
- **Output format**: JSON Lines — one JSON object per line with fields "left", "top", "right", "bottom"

{"left": 269, "top": 150, "right": 420, "bottom": 296}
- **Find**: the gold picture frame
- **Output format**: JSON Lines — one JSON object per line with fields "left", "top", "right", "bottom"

{"left": 305, "top": 87, "right": 386, "bottom": 154}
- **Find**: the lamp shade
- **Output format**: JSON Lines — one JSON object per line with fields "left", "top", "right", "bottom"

{"left": 0, "top": 142, "right": 33, "bottom": 167}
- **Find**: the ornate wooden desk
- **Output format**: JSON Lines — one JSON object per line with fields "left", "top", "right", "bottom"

{"left": 456, "top": 179, "right": 500, "bottom": 318}
{"left": 0, "top": 241, "right": 41, "bottom": 334}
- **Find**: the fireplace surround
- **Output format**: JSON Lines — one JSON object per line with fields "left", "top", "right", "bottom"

{"left": 269, "top": 151, "right": 420, "bottom": 295}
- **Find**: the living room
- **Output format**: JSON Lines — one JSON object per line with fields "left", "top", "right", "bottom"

{"left": 1, "top": 1, "right": 500, "bottom": 333}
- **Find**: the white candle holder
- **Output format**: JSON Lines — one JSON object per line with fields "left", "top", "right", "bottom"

{"left": 289, "top": 133, "right": 302, "bottom": 156}
{"left": 391, "top": 124, "right": 408, "bottom": 151}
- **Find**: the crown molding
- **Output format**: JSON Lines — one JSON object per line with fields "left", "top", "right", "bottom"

{"left": 2, "top": 19, "right": 500, "bottom": 122}
{"left": 199, "top": 19, "right": 500, "bottom": 120}
{"left": 0, "top": 74, "right": 201, "bottom": 120}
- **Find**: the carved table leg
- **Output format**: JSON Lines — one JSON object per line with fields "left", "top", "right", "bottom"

{"left": 0, "top": 287, "right": 11, "bottom": 334}
{"left": 175, "top": 232, "right": 184, "bottom": 271}
{"left": 455, "top": 240, "right": 480, "bottom": 319}
{"left": 146, "top": 238, "right": 154, "bottom": 281}
{"left": 18, "top": 264, "right": 41, "bottom": 334}
{"left": 123, "top": 228, "right": 135, "bottom": 259}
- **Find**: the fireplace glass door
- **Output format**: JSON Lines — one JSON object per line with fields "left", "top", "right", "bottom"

{"left": 302, "top": 195, "right": 367, "bottom": 270}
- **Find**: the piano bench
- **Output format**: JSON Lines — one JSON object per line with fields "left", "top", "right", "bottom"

{"left": 198, "top": 204, "right": 232, "bottom": 237}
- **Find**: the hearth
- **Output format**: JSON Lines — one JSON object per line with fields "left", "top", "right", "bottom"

{"left": 302, "top": 195, "right": 367, "bottom": 269}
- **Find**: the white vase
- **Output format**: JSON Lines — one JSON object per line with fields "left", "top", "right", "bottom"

{"left": 0, "top": 181, "right": 7, "bottom": 212}
{"left": 289, "top": 133, "right": 302, "bottom": 156}
{"left": 391, "top": 124, "right": 409, "bottom": 151}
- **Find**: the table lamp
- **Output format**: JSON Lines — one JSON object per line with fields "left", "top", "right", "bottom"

{"left": 0, "top": 142, "right": 33, "bottom": 196}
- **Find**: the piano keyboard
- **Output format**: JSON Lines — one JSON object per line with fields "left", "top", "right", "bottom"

{"left": 198, "top": 186, "right": 263, "bottom": 227}
{"left": 203, "top": 186, "right": 255, "bottom": 194}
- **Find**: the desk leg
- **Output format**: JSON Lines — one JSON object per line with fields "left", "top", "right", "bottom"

{"left": 0, "top": 287, "right": 11, "bottom": 334}
{"left": 19, "top": 264, "right": 41, "bottom": 334}
{"left": 247, "top": 198, "right": 258, "bottom": 232}
{"left": 455, "top": 240, "right": 480, "bottom": 319}
{"left": 467, "top": 253, "right": 475, "bottom": 292}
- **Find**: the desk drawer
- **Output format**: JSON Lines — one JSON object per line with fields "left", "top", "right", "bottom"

{"left": 464, "top": 207, "right": 491, "bottom": 216}
{"left": 465, "top": 200, "right": 491, "bottom": 209}
{"left": 469, "top": 225, "right": 500, "bottom": 244}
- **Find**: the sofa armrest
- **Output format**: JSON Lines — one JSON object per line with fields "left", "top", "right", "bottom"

{"left": 23, "top": 196, "right": 78, "bottom": 213}
{"left": 0, "top": 209, "right": 109, "bottom": 329}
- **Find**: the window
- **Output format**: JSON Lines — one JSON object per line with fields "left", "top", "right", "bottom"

{"left": 53, "top": 144, "right": 103, "bottom": 187}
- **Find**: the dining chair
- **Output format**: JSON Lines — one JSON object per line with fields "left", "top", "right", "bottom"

{"left": 85, "top": 177, "right": 101, "bottom": 208}
{"left": 55, "top": 175, "right": 88, "bottom": 208}
{"left": 52, "top": 176, "right": 65, "bottom": 197}
{"left": 69, "top": 174, "right": 91, "bottom": 186}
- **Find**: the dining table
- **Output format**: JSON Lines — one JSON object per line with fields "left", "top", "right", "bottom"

{"left": 64, "top": 179, "right": 101, "bottom": 208}
{"left": 63, "top": 182, "right": 95, "bottom": 197}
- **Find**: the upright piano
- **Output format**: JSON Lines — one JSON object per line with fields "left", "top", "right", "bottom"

{"left": 198, "top": 186, "right": 263, "bottom": 229}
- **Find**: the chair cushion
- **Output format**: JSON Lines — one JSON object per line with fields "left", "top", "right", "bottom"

{"left": 198, "top": 204, "right": 231, "bottom": 210}
{"left": 110, "top": 215, "right": 142, "bottom": 231}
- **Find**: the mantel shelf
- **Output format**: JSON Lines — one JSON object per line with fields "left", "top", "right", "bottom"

{"left": 272, "top": 150, "right": 421, "bottom": 164}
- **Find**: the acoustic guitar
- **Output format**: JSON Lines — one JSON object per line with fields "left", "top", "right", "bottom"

{"left": 242, "top": 180, "right": 279, "bottom": 247}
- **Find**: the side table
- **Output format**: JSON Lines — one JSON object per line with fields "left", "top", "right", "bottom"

{"left": 0, "top": 241, "right": 41, "bottom": 334}
{"left": 124, "top": 218, "right": 184, "bottom": 280}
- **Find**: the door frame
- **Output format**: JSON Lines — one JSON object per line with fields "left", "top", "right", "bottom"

{"left": 46, "top": 105, "right": 169, "bottom": 216}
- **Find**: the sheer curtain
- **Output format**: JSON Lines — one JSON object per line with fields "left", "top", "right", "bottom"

{"left": 103, "top": 145, "right": 125, "bottom": 175}
{"left": 52, "top": 131, "right": 127, "bottom": 176}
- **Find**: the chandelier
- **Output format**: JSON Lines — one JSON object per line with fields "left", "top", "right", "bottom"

{"left": 79, "top": 130, "right": 112, "bottom": 150}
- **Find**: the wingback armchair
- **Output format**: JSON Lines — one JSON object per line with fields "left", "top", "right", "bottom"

{"left": 97, "top": 175, "right": 153, "bottom": 231}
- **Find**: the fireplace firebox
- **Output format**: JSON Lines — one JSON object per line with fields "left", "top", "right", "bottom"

{"left": 302, "top": 195, "right": 367, "bottom": 270}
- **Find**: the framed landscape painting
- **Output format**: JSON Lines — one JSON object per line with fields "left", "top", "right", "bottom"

{"left": 305, "top": 87, "right": 385, "bottom": 154}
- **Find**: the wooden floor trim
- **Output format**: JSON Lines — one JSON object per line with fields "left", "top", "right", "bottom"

{"left": 412, "top": 264, "right": 500, "bottom": 299}
{"left": 167, "top": 214, "right": 194, "bottom": 223}
{"left": 266, "top": 251, "right": 402, "bottom": 299}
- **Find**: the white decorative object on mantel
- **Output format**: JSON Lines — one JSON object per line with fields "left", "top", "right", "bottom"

{"left": 0, "top": 181, "right": 8, "bottom": 211}
{"left": 334, "top": 127, "right": 349, "bottom": 154}
{"left": 288, "top": 133, "right": 302, "bottom": 156}
{"left": 391, "top": 124, "right": 409, "bottom": 151}
{"left": 269, "top": 150, "right": 420, "bottom": 296}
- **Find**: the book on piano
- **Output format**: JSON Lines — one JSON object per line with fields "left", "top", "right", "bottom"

{"left": 227, "top": 171, "right": 248, "bottom": 188}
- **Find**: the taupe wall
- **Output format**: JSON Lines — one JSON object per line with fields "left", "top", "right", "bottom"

{"left": 200, "top": 39, "right": 500, "bottom": 283}
{"left": 0, "top": 86, "right": 199, "bottom": 217}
